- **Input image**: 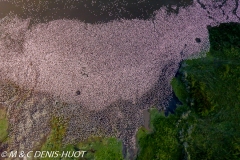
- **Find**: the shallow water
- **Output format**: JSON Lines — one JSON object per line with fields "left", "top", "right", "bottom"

{"left": 0, "top": 0, "right": 193, "bottom": 24}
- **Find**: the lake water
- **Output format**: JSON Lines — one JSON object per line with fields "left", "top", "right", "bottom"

{"left": 0, "top": 0, "right": 192, "bottom": 24}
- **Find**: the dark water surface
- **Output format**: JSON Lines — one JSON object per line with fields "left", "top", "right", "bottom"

{"left": 165, "top": 92, "right": 182, "bottom": 116}
{"left": 165, "top": 62, "right": 183, "bottom": 116}
{"left": 0, "top": 0, "right": 192, "bottom": 24}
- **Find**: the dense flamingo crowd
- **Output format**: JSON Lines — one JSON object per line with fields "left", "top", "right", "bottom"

{"left": 0, "top": 0, "right": 239, "bottom": 157}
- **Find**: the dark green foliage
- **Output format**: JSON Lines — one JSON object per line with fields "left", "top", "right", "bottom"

{"left": 187, "top": 76, "right": 212, "bottom": 116}
{"left": 209, "top": 22, "right": 240, "bottom": 58}
{"left": 137, "top": 109, "right": 182, "bottom": 160}
{"left": 137, "top": 23, "right": 240, "bottom": 160}
{"left": 171, "top": 77, "right": 188, "bottom": 104}
{"left": 74, "top": 137, "right": 123, "bottom": 160}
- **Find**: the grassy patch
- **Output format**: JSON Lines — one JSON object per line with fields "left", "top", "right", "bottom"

{"left": 59, "top": 136, "right": 123, "bottom": 160}
{"left": 40, "top": 115, "right": 123, "bottom": 160}
{"left": 41, "top": 116, "right": 68, "bottom": 159}
{"left": 0, "top": 106, "right": 8, "bottom": 142}
{"left": 137, "top": 108, "right": 182, "bottom": 160}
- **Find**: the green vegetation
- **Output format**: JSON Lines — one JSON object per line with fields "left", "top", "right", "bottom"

{"left": 137, "top": 23, "right": 240, "bottom": 160}
{"left": 40, "top": 115, "right": 123, "bottom": 160}
{"left": 58, "top": 136, "right": 123, "bottom": 160}
{"left": 38, "top": 116, "right": 68, "bottom": 159}
{"left": 0, "top": 106, "right": 8, "bottom": 142}
{"left": 76, "top": 137, "right": 123, "bottom": 160}
{"left": 137, "top": 108, "right": 182, "bottom": 160}
{"left": 41, "top": 116, "right": 68, "bottom": 154}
